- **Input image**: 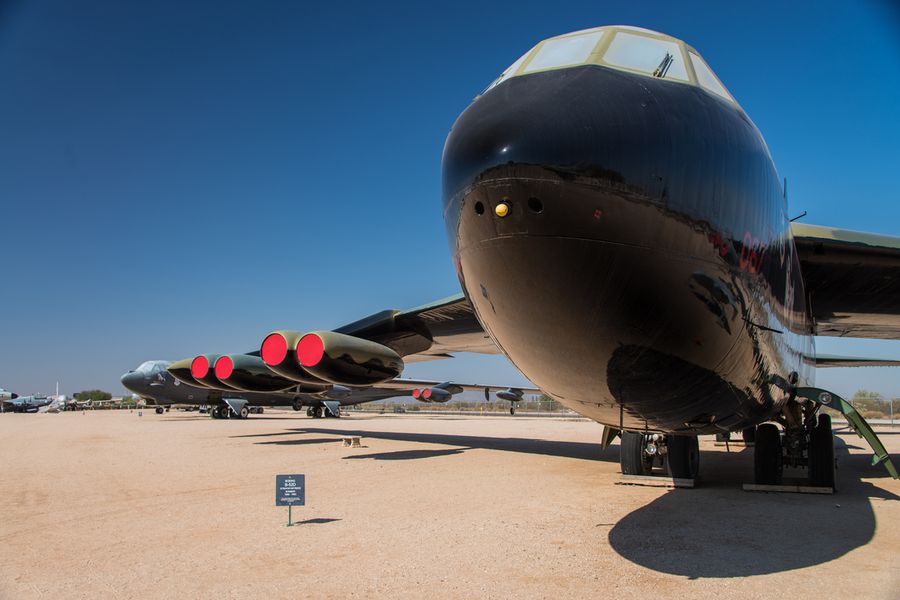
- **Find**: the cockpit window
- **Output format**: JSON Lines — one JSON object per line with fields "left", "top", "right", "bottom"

{"left": 136, "top": 360, "right": 164, "bottom": 374}
{"left": 522, "top": 31, "right": 604, "bottom": 74}
{"left": 482, "top": 26, "right": 738, "bottom": 108}
{"left": 486, "top": 51, "right": 531, "bottom": 91}
{"left": 603, "top": 32, "right": 688, "bottom": 81}
{"left": 689, "top": 51, "right": 732, "bottom": 101}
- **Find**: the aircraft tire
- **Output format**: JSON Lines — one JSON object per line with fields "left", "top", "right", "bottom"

{"left": 317, "top": 406, "right": 327, "bottom": 419}
{"left": 239, "top": 406, "right": 250, "bottom": 419}
{"left": 258, "top": 407, "right": 264, "bottom": 414}
{"left": 808, "top": 413, "right": 835, "bottom": 489}
{"left": 742, "top": 427, "right": 756, "bottom": 444}
{"left": 754, "top": 424, "right": 783, "bottom": 485}
{"left": 620, "top": 431, "right": 652, "bottom": 475}
{"left": 155, "top": 407, "right": 164, "bottom": 415}
{"left": 510, "top": 405, "right": 516, "bottom": 416}
{"left": 666, "top": 435, "right": 700, "bottom": 479}
{"left": 306, "top": 407, "right": 315, "bottom": 417}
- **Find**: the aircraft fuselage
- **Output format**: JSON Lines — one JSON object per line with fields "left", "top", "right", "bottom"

{"left": 443, "top": 63, "right": 814, "bottom": 434}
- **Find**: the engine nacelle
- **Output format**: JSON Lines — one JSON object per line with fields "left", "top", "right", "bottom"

{"left": 213, "top": 354, "right": 297, "bottom": 392}
{"left": 260, "top": 331, "right": 326, "bottom": 384}
{"left": 167, "top": 356, "right": 233, "bottom": 391}
{"left": 412, "top": 387, "right": 452, "bottom": 403}
{"left": 294, "top": 331, "right": 404, "bottom": 386}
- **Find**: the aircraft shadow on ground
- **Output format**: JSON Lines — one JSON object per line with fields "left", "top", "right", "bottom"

{"left": 157, "top": 415, "right": 302, "bottom": 422}
{"left": 607, "top": 436, "right": 899, "bottom": 578}
{"left": 244, "top": 426, "right": 620, "bottom": 463}
{"left": 342, "top": 448, "right": 468, "bottom": 461}
{"left": 239, "top": 425, "right": 898, "bottom": 577}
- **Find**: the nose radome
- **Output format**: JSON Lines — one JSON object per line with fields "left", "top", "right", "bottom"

{"left": 120, "top": 371, "right": 145, "bottom": 392}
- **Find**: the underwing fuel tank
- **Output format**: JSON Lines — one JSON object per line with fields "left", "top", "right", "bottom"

{"left": 212, "top": 355, "right": 297, "bottom": 392}
{"left": 295, "top": 331, "right": 404, "bottom": 386}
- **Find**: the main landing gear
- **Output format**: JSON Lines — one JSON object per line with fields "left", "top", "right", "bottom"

{"left": 751, "top": 384, "right": 900, "bottom": 489}
{"left": 307, "top": 405, "right": 340, "bottom": 419}
{"left": 753, "top": 412, "right": 836, "bottom": 488}
{"left": 619, "top": 431, "right": 700, "bottom": 480}
{"left": 209, "top": 404, "right": 255, "bottom": 420}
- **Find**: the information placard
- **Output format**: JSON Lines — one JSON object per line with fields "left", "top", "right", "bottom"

{"left": 276, "top": 474, "right": 305, "bottom": 506}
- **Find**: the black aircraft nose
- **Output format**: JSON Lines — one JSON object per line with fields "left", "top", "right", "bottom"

{"left": 442, "top": 65, "right": 671, "bottom": 223}
{"left": 441, "top": 64, "right": 777, "bottom": 432}
{"left": 120, "top": 371, "right": 146, "bottom": 393}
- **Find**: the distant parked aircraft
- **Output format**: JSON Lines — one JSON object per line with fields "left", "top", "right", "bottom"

{"left": 2, "top": 395, "right": 54, "bottom": 413}
{"left": 122, "top": 360, "right": 532, "bottom": 418}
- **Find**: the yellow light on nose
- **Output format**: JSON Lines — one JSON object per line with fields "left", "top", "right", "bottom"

{"left": 495, "top": 202, "right": 510, "bottom": 218}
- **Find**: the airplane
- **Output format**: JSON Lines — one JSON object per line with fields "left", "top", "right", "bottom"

{"left": 2, "top": 394, "right": 55, "bottom": 413}
{"left": 0, "top": 388, "right": 17, "bottom": 404}
{"left": 161, "top": 25, "right": 899, "bottom": 488}
{"left": 123, "top": 360, "right": 531, "bottom": 418}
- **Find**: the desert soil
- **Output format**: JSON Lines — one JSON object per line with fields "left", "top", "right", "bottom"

{"left": 1, "top": 410, "right": 898, "bottom": 599}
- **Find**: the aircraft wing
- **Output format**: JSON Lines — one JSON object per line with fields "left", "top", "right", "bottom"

{"left": 378, "top": 378, "right": 541, "bottom": 397}
{"left": 793, "top": 223, "right": 900, "bottom": 339}
{"left": 332, "top": 293, "right": 499, "bottom": 362}
{"left": 812, "top": 354, "right": 900, "bottom": 368}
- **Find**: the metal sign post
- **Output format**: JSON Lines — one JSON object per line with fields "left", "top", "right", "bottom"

{"left": 276, "top": 474, "right": 305, "bottom": 526}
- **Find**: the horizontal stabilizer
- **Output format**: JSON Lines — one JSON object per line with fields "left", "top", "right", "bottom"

{"left": 812, "top": 354, "right": 900, "bottom": 368}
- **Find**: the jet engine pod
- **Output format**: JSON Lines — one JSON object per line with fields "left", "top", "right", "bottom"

{"left": 167, "top": 358, "right": 200, "bottom": 386}
{"left": 296, "top": 331, "right": 404, "bottom": 386}
{"left": 420, "top": 387, "right": 452, "bottom": 403}
{"left": 191, "top": 354, "right": 237, "bottom": 389}
{"left": 213, "top": 354, "right": 297, "bottom": 392}
{"left": 260, "top": 331, "right": 324, "bottom": 384}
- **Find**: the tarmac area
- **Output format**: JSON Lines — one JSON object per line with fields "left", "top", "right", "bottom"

{"left": 1, "top": 410, "right": 898, "bottom": 599}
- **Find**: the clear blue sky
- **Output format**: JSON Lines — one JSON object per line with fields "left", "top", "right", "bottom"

{"left": 1, "top": 0, "right": 898, "bottom": 399}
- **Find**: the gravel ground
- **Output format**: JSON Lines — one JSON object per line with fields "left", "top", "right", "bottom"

{"left": 1, "top": 410, "right": 898, "bottom": 599}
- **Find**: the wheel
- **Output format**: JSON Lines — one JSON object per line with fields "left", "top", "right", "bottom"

{"left": 220, "top": 406, "right": 231, "bottom": 419}
{"left": 258, "top": 407, "right": 264, "bottom": 414}
{"left": 510, "top": 405, "right": 516, "bottom": 415}
{"left": 620, "top": 431, "right": 653, "bottom": 475}
{"left": 754, "top": 424, "right": 783, "bottom": 485}
{"left": 742, "top": 427, "right": 756, "bottom": 444}
{"left": 210, "top": 406, "right": 220, "bottom": 419}
{"left": 808, "top": 413, "right": 835, "bottom": 489}
{"left": 666, "top": 435, "right": 700, "bottom": 479}
{"left": 155, "top": 407, "right": 164, "bottom": 415}
{"left": 307, "top": 407, "right": 315, "bottom": 417}
{"left": 239, "top": 406, "right": 249, "bottom": 419}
